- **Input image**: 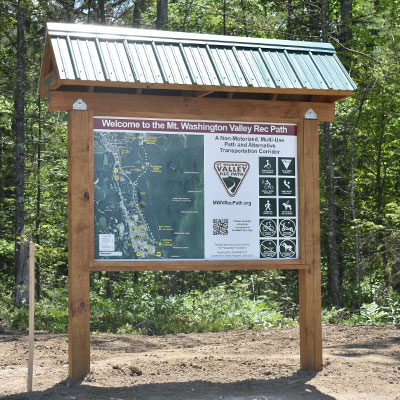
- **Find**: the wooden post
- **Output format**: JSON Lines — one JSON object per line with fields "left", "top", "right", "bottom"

{"left": 68, "top": 109, "right": 92, "bottom": 379}
{"left": 27, "top": 242, "right": 35, "bottom": 392}
{"left": 299, "top": 114, "right": 323, "bottom": 371}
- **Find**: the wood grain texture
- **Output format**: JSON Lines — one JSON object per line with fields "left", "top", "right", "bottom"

{"left": 27, "top": 242, "right": 35, "bottom": 392}
{"left": 37, "top": 36, "right": 61, "bottom": 97}
{"left": 297, "top": 119, "right": 306, "bottom": 264}
{"left": 298, "top": 118, "right": 323, "bottom": 371}
{"left": 68, "top": 110, "right": 92, "bottom": 379}
{"left": 89, "top": 261, "right": 307, "bottom": 272}
{"left": 48, "top": 91, "right": 336, "bottom": 121}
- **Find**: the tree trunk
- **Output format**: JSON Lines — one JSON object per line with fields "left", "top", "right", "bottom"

{"left": 64, "top": 0, "right": 76, "bottom": 21}
{"left": 286, "top": 0, "right": 293, "bottom": 39}
{"left": 340, "top": 0, "right": 353, "bottom": 44}
{"left": 350, "top": 118, "right": 360, "bottom": 309}
{"left": 307, "top": 3, "right": 319, "bottom": 38}
{"left": 35, "top": 96, "right": 42, "bottom": 300}
{"left": 164, "top": 271, "right": 177, "bottom": 296}
{"left": 223, "top": 0, "right": 226, "bottom": 35}
{"left": 98, "top": 0, "right": 106, "bottom": 23}
{"left": 14, "top": 0, "right": 28, "bottom": 307}
{"left": 321, "top": 0, "right": 328, "bottom": 41}
{"left": 349, "top": 90, "right": 367, "bottom": 310}
{"left": 393, "top": 260, "right": 400, "bottom": 293}
{"left": 106, "top": 271, "right": 113, "bottom": 298}
{"left": 339, "top": 0, "right": 353, "bottom": 65}
{"left": 87, "top": 0, "right": 92, "bottom": 22}
{"left": 15, "top": 236, "right": 29, "bottom": 307}
{"left": 321, "top": 0, "right": 341, "bottom": 307}
{"left": 322, "top": 122, "right": 341, "bottom": 308}
{"left": 375, "top": 121, "right": 390, "bottom": 287}
{"left": 156, "top": 0, "right": 168, "bottom": 30}
{"left": 240, "top": 0, "right": 248, "bottom": 36}
{"left": 132, "top": 0, "right": 146, "bottom": 27}
{"left": 0, "top": 123, "right": 3, "bottom": 212}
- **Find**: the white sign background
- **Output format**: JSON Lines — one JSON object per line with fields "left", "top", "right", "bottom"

{"left": 203, "top": 127, "right": 298, "bottom": 260}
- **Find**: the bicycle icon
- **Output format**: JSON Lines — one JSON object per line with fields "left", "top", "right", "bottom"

{"left": 260, "top": 219, "right": 277, "bottom": 237}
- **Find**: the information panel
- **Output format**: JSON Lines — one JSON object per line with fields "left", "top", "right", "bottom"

{"left": 93, "top": 117, "right": 298, "bottom": 261}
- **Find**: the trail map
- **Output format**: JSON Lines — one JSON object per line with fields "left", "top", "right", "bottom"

{"left": 93, "top": 117, "right": 298, "bottom": 261}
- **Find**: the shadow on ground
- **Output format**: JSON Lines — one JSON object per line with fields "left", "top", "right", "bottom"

{"left": 2, "top": 371, "right": 336, "bottom": 400}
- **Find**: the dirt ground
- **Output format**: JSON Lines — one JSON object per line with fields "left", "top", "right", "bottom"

{"left": 0, "top": 325, "right": 399, "bottom": 400}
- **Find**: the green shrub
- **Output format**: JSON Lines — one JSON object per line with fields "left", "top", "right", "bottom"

{"left": 1, "top": 273, "right": 398, "bottom": 334}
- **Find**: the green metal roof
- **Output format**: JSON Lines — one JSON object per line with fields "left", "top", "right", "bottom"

{"left": 42, "top": 22, "right": 356, "bottom": 94}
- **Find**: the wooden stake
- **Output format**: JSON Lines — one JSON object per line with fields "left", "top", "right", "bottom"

{"left": 27, "top": 242, "right": 35, "bottom": 392}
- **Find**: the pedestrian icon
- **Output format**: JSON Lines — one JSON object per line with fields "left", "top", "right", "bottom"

{"left": 260, "top": 198, "right": 276, "bottom": 217}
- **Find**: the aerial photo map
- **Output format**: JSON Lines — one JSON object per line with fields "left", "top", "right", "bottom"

{"left": 94, "top": 118, "right": 204, "bottom": 261}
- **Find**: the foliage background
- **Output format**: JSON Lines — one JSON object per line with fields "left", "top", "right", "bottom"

{"left": 0, "top": 0, "right": 399, "bottom": 333}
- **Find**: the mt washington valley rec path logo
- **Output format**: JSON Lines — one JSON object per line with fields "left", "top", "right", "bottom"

{"left": 214, "top": 161, "right": 250, "bottom": 197}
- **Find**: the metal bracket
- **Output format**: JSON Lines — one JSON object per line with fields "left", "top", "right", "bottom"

{"left": 44, "top": 74, "right": 53, "bottom": 87}
{"left": 304, "top": 108, "right": 317, "bottom": 120}
{"left": 44, "top": 75, "right": 53, "bottom": 102}
{"left": 72, "top": 98, "right": 88, "bottom": 111}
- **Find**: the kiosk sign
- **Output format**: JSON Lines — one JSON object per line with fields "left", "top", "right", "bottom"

{"left": 93, "top": 117, "right": 298, "bottom": 261}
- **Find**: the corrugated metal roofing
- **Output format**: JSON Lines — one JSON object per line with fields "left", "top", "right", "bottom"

{"left": 44, "top": 22, "right": 356, "bottom": 93}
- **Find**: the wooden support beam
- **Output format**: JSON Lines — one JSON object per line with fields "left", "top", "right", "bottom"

{"left": 48, "top": 91, "right": 336, "bottom": 121}
{"left": 40, "top": 74, "right": 354, "bottom": 99}
{"left": 195, "top": 90, "right": 214, "bottom": 98}
{"left": 181, "top": 90, "right": 194, "bottom": 97}
{"left": 68, "top": 110, "right": 92, "bottom": 380}
{"left": 299, "top": 117, "right": 323, "bottom": 371}
{"left": 89, "top": 260, "right": 307, "bottom": 272}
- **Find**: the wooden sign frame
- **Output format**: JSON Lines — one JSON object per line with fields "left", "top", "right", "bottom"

{"left": 66, "top": 91, "right": 324, "bottom": 379}
{"left": 90, "top": 117, "right": 301, "bottom": 270}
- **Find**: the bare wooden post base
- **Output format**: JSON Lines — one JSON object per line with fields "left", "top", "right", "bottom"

{"left": 299, "top": 266, "right": 322, "bottom": 370}
{"left": 68, "top": 110, "right": 92, "bottom": 379}
{"left": 299, "top": 117, "right": 323, "bottom": 371}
